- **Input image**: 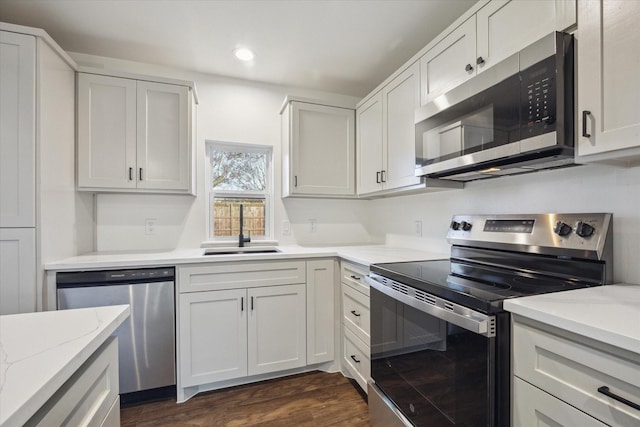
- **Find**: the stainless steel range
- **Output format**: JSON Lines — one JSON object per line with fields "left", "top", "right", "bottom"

{"left": 366, "top": 213, "right": 613, "bottom": 427}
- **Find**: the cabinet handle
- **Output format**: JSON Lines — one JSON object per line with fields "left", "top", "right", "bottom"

{"left": 139, "top": 168, "right": 143, "bottom": 181}
{"left": 476, "top": 56, "right": 485, "bottom": 65}
{"left": 376, "top": 171, "right": 381, "bottom": 184}
{"left": 582, "top": 110, "right": 592, "bottom": 138}
{"left": 465, "top": 63, "right": 474, "bottom": 72}
{"left": 381, "top": 170, "right": 386, "bottom": 183}
{"left": 241, "top": 297, "right": 244, "bottom": 312}
{"left": 129, "top": 167, "right": 133, "bottom": 181}
{"left": 597, "top": 386, "right": 640, "bottom": 411}
{"left": 294, "top": 175, "right": 298, "bottom": 187}
{"left": 350, "top": 355, "right": 361, "bottom": 363}
{"left": 350, "top": 310, "right": 361, "bottom": 317}
{"left": 349, "top": 275, "right": 361, "bottom": 280}
{"left": 251, "top": 296, "right": 254, "bottom": 311}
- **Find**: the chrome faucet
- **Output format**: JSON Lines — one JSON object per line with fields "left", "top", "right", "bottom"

{"left": 239, "top": 204, "right": 251, "bottom": 247}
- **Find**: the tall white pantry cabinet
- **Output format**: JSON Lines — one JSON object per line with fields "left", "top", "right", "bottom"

{"left": 0, "top": 25, "right": 86, "bottom": 314}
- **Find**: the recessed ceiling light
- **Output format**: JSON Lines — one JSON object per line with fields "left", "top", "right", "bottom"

{"left": 233, "top": 48, "right": 255, "bottom": 61}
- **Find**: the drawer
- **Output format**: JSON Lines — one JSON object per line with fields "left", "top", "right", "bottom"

{"left": 341, "top": 261, "right": 369, "bottom": 295}
{"left": 26, "top": 336, "right": 119, "bottom": 426}
{"left": 178, "top": 260, "right": 306, "bottom": 293}
{"left": 343, "top": 326, "right": 370, "bottom": 393}
{"left": 513, "top": 377, "right": 607, "bottom": 427}
{"left": 341, "top": 283, "right": 370, "bottom": 344}
{"left": 513, "top": 319, "right": 640, "bottom": 426}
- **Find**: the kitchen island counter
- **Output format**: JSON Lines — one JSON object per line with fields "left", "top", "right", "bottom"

{"left": 0, "top": 305, "right": 130, "bottom": 426}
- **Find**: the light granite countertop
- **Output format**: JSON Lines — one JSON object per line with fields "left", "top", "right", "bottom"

{"left": 44, "top": 244, "right": 449, "bottom": 271}
{"left": 504, "top": 284, "right": 640, "bottom": 355}
{"left": 0, "top": 305, "right": 130, "bottom": 426}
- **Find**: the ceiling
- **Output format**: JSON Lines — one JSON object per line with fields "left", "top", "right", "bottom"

{"left": 0, "top": 0, "right": 477, "bottom": 97}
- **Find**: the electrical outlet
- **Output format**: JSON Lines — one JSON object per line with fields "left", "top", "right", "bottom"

{"left": 415, "top": 220, "right": 422, "bottom": 237}
{"left": 309, "top": 219, "right": 317, "bottom": 233}
{"left": 145, "top": 218, "right": 157, "bottom": 235}
{"left": 282, "top": 220, "right": 291, "bottom": 235}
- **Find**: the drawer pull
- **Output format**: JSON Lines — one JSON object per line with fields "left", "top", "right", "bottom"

{"left": 350, "top": 310, "right": 361, "bottom": 317}
{"left": 349, "top": 275, "right": 361, "bottom": 280}
{"left": 597, "top": 386, "right": 640, "bottom": 411}
{"left": 350, "top": 355, "right": 361, "bottom": 363}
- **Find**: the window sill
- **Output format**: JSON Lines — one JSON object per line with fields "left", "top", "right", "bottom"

{"left": 200, "top": 239, "right": 279, "bottom": 249}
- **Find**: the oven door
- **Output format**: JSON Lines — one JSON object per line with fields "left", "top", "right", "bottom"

{"left": 367, "top": 275, "right": 497, "bottom": 427}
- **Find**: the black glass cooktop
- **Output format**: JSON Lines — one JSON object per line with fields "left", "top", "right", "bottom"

{"left": 370, "top": 259, "right": 599, "bottom": 314}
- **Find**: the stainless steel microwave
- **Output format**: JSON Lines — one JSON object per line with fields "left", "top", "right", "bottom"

{"left": 415, "top": 32, "right": 574, "bottom": 181}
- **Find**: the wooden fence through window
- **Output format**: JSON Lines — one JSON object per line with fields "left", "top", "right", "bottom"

{"left": 213, "top": 199, "right": 265, "bottom": 237}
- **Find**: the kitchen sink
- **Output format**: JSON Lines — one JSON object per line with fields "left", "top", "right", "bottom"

{"left": 202, "top": 247, "right": 281, "bottom": 256}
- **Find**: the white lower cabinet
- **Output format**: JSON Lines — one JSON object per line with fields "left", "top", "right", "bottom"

{"left": 177, "top": 259, "right": 335, "bottom": 400}
{"left": 512, "top": 316, "right": 640, "bottom": 426}
{"left": 339, "top": 261, "right": 370, "bottom": 393}
{"left": 26, "top": 336, "right": 120, "bottom": 426}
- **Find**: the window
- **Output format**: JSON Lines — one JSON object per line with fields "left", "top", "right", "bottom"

{"left": 206, "top": 141, "right": 273, "bottom": 241}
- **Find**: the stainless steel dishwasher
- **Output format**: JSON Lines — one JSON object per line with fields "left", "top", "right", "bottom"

{"left": 57, "top": 267, "right": 176, "bottom": 403}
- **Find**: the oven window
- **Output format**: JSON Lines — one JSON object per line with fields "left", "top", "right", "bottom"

{"left": 370, "top": 287, "right": 494, "bottom": 426}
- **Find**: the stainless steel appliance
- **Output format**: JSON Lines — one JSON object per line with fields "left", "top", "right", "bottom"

{"left": 366, "top": 213, "right": 612, "bottom": 426}
{"left": 57, "top": 267, "right": 176, "bottom": 403}
{"left": 415, "top": 32, "right": 574, "bottom": 181}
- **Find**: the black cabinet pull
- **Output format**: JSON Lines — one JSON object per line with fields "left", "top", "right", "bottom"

{"left": 476, "top": 56, "right": 485, "bottom": 65}
{"left": 139, "top": 168, "right": 143, "bottom": 181}
{"left": 381, "top": 170, "right": 386, "bottom": 183}
{"left": 376, "top": 171, "right": 381, "bottom": 183}
{"left": 294, "top": 175, "right": 298, "bottom": 187}
{"left": 241, "top": 297, "right": 244, "bottom": 312}
{"left": 598, "top": 386, "right": 640, "bottom": 411}
{"left": 465, "top": 63, "right": 473, "bottom": 72}
{"left": 129, "top": 167, "right": 133, "bottom": 181}
{"left": 350, "top": 310, "right": 361, "bottom": 317}
{"left": 251, "top": 296, "right": 254, "bottom": 311}
{"left": 582, "top": 110, "right": 592, "bottom": 138}
{"left": 349, "top": 275, "right": 361, "bottom": 280}
{"left": 350, "top": 355, "right": 360, "bottom": 363}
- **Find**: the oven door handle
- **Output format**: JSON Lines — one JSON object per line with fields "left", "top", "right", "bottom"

{"left": 365, "top": 275, "right": 496, "bottom": 337}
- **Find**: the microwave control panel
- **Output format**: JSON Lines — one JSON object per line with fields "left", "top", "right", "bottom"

{"left": 521, "top": 56, "right": 557, "bottom": 138}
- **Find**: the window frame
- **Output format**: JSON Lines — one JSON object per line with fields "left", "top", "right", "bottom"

{"left": 204, "top": 140, "right": 274, "bottom": 243}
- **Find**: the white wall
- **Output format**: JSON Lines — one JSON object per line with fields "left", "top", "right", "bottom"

{"left": 367, "top": 163, "right": 640, "bottom": 284}
{"left": 71, "top": 53, "right": 371, "bottom": 252}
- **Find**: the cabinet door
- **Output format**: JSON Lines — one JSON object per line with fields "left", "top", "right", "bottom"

{"left": 0, "top": 31, "right": 35, "bottom": 228}
{"left": 356, "top": 92, "right": 384, "bottom": 195}
{"left": 383, "top": 62, "right": 421, "bottom": 190}
{"left": 179, "top": 289, "right": 247, "bottom": 386}
{"left": 513, "top": 377, "right": 607, "bottom": 427}
{"left": 420, "top": 16, "right": 476, "bottom": 105}
{"left": 0, "top": 228, "right": 36, "bottom": 314}
{"left": 476, "top": 0, "right": 576, "bottom": 73}
{"left": 290, "top": 102, "right": 355, "bottom": 196}
{"left": 136, "top": 81, "right": 191, "bottom": 191}
{"left": 577, "top": 0, "right": 640, "bottom": 159}
{"left": 248, "top": 284, "right": 306, "bottom": 375}
{"left": 77, "top": 74, "right": 137, "bottom": 189}
{"left": 306, "top": 259, "right": 335, "bottom": 365}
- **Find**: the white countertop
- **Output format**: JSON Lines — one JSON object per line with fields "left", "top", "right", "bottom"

{"left": 0, "top": 305, "right": 130, "bottom": 426}
{"left": 45, "top": 244, "right": 448, "bottom": 271}
{"left": 504, "top": 284, "right": 640, "bottom": 355}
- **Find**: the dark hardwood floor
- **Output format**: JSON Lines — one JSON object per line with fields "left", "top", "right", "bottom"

{"left": 121, "top": 371, "right": 370, "bottom": 426}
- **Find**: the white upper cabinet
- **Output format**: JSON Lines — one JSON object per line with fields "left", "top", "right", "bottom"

{"left": 420, "top": 17, "right": 477, "bottom": 106}
{"left": 357, "top": 62, "right": 421, "bottom": 196}
{"left": 77, "top": 73, "right": 194, "bottom": 194}
{"left": 476, "top": 0, "right": 576, "bottom": 73}
{"left": 420, "top": 0, "right": 576, "bottom": 106}
{"left": 281, "top": 99, "right": 355, "bottom": 197}
{"left": 356, "top": 92, "right": 384, "bottom": 195}
{"left": 576, "top": 0, "right": 640, "bottom": 163}
{"left": 0, "top": 31, "right": 36, "bottom": 228}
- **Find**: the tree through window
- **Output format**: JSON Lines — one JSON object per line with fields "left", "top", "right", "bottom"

{"left": 207, "top": 142, "right": 272, "bottom": 240}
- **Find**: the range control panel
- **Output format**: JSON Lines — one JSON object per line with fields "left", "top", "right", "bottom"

{"left": 447, "top": 213, "right": 612, "bottom": 261}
